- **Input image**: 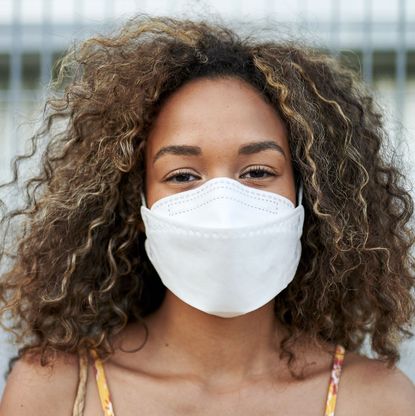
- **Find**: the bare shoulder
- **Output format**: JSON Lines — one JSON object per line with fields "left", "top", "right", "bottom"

{"left": 337, "top": 350, "right": 415, "bottom": 416}
{"left": 0, "top": 349, "right": 81, "bottom": 416}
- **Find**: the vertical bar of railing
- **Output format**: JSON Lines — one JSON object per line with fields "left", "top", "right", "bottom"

{"left": 396, "top": 0, "right": 406, "bottom": 146}
{"left": 104, "top": 0, "right": 118, "bottom": 39}
{"left": 362, "top": 0, "right": 373, "bottom": 85}
{"left": 265, "top": 0, "right": 275, "bottom": 23}
{"left": 74, "top": 0, "right": 84, "bottom": 34}
{"left": 231, "top": 0, "right": 242, "bottom": 24}
{"left": 298, "top": 0, "right": 308, "bottom": 32}
{"left": 40, "top": 0, "right": 53, "bottom": 89}
{"left": 10, "top": 0, "right": 22, "bottom": 156}
{"left": 105, "top": 0, "right": 115, "bottom": 21}
{"left": 330, "top": 0, "right": 340, "bottom": 56}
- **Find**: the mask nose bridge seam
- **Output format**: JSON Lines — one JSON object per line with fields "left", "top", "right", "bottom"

{"left": 166, "top": 194, "right": 283, "bottom": 217}
{"left": 153, "top": 181, "right": 294, "bottom": 210}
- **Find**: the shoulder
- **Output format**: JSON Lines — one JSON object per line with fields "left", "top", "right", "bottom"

{"left": 0, "top": 349, "right": 83, "bottom": 415}
{"left": 338, "top": 350, "right": 415, "bottom": 416}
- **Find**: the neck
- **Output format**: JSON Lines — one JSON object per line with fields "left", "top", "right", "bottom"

{"left": 140, "top": 291, "right": 290, "bottom": 387}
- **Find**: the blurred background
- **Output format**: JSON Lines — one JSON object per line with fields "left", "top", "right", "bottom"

{"left": 0, "top": 0, "right": 414, "bottom": 395}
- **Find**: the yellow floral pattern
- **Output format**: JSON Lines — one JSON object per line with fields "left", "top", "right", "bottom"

{"left": 90, "top": 349, "right": 116, "bottom": 416}
{"left": 90, "top": 344, "right": 345, "bottom": 416}
{"left": 324, "top": 344, "right": 346, "bottom": 416}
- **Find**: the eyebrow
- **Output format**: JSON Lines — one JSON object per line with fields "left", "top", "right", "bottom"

{"left": 152, "top": 140, "right": 286, "bottom": 165}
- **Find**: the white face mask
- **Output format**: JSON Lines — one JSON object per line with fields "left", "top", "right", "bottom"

{"left": 140, "top": 177, "right": 305, "bottom": 318}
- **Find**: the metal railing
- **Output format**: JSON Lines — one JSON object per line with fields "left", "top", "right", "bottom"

{"left": 0, "top": 1, "right": 414, "bottom": 161}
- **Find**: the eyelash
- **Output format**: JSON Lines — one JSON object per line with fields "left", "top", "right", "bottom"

{"left": 164, "top": 166, "right": 277, "bottom": 183}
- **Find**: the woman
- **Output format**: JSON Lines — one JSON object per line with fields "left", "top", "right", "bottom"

{"left": 0, "top": 14, "right": 414, "bottom": 416}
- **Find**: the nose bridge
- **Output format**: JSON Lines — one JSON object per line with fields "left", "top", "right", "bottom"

{"left": 208, "top": 166, "right": 236, "bottom": 180}
{"left": 204, "top": 147, "right": 237, "bottom": 180}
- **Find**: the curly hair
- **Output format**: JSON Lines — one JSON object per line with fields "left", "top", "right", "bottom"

{"left": 1, "top": 13, "right": 414, "bottom": 380}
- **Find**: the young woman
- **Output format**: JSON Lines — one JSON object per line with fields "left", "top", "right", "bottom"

{"left": 0, "top": 14, "right": 414, "bottom": 416}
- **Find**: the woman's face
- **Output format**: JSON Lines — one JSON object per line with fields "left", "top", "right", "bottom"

{"left": 144, "top": 77, "right": 296, "bottom": 208}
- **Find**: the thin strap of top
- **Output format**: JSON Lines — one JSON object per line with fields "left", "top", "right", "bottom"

{"left": 72, "top": 349, "right": 89, "bottom": 416}
{"left": 90, "top": 348, "right": 116, "bottom": 416}
{"left": 89, "top": 344, "right": 346, "bottom": 416}
{"left": 324, "top": 344, "right": 346, "bottom": 416}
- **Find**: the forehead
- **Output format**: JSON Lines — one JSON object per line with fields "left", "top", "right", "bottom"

{"left": 146, "top": 77, "right": 288, "bottom": 155}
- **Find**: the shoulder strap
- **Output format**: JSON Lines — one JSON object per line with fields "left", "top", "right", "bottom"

{"left": 90, "top": 348, "right": 116, "bottom": 416}
{"left": 72, "top": 349, "right": 89, "bottom": 416}
{"left": 324, "top": 344, "right": 345, "bottom": 416}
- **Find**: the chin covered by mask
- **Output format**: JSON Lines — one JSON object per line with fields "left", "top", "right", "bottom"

{"left": 140, "top": 177, "right": 305, "bottom": 318}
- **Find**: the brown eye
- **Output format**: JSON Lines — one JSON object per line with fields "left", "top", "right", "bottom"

{"left": 164, "top": 170, "right": 200, "bottom": 183}
{"left": 240, "top": 166, "right": 276, "bottom": 179}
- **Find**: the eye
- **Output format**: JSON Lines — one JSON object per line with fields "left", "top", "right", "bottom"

{"left": 164, "top": 169, "right": 200, "bottom": 183}
{"left": 164, "top": 166, "right": 277, "bottom": 183}
{"left": 240, "top": 166, "right": 277, "bottom": 180}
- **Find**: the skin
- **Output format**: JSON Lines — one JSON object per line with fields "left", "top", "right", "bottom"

{"left": 136, "top": 75, "right": 300, "bottom": 385}
{"left": 1, "top": 77, "right": 415, "bottom": 416}
{"left": 144, "top": 76, "right": 296, "bottom": 208}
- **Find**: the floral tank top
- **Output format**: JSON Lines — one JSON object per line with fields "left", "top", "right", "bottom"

{"left": 78, "top": 344, "right": 346, "bottom": 416}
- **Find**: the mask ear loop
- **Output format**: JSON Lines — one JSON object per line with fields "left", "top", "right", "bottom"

{"left": 140, "top": 190, "right": 147, "bottom": 208}
{"left": 297, "top": 180, "right": 303, "bottom": 207}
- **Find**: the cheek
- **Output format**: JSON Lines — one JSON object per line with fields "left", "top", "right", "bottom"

{"left": 271, "top": 171, "right": 296, "bottom": 206}
{"left": 144, "top": 186, "right": 158, "bottom": 210}
{"left": 143, "top": 168, "right": 155, "bottom": 208}
{"left": 144, "top": 184, "right": 171, "bottom": 210}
